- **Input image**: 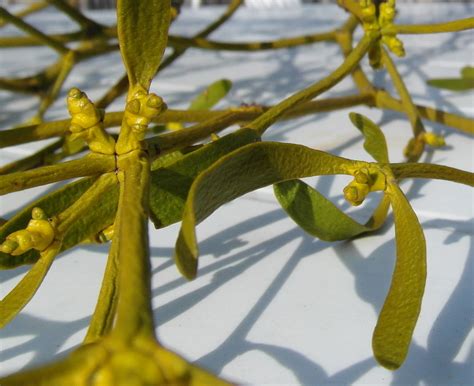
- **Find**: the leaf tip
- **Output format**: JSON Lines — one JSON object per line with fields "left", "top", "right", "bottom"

{"left": 174, "top": 231, "right": 198, "bottom": 280}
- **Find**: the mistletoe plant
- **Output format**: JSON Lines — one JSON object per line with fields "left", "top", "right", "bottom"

{"left": 0, "top": 0, "right": 473, "bottom": 384}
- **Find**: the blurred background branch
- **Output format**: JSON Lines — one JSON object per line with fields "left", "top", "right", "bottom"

{"left": 1, "top": 0, "right": 471, "bottom": 10}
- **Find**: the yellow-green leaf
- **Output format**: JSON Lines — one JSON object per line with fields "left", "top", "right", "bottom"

{"left": 149, "top": 128, "right": 260, "bottom": 228}
{"left": 175, "top": 142, "right": 358, "bottom": 279}
{"left": 117, "top": 0, "right": 171, "bottom": 90}
{"left": 372, "top": 182, "right": 426, "bottom": 370}
{"left": 274, "top": 179, "right": 382, "bottom": 241}
{"left": 189, "top": 79, "right": 233, "bottom": 110}
{"left": 390, "top": 163, "right": 474, "bottom": 186}
{"left": 349, "top": 112, "right": 389, "bottom": 163}
{"left": 0, "top": 242, "right": 61, "bottom": 328}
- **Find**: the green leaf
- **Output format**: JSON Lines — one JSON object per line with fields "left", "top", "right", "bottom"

{"left": 427, "top": 77, "right": 474, "bottom": 91}
{"left": 390, "top": 162, "right": 474, "bottom": 186}
{"left": 273, "top": 113, "right": 392, "bottom": 242}
{"left": 349, "top": 112, "right": 389, "bottom": 163}
{"left": 189, "top": 79, "right": 233, "bottom": 111}
{"left": 174, "top": 142, "right": 359, "bottom": 279}
{"left": 149, "top": 128, "right": 260, "bottom": 228}
{"left": 61, "top": 180, "right": 119, "bottom": 251}
{"left": 166, "top": 79, "right": 233, "bottom": 131}
{"left": 0, "top": 178, "right": 96, "bottom": 269}
{"left": 372, "top": 182, "right": 426, "bottom": 370}
{"left": 274, "top": 179, "right": 378, "bottom": 241}
{"left": 461, "top": 66, "right": 474, "bottom": 79}
{"left": 0, "top": 242, "right": 61, "bottom": 328}
{"left": 117, "top": 0, "right": 171, "bottom": 90}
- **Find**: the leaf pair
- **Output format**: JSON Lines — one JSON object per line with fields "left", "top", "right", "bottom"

{"left": 275, "top": 113, "right": 426, "bottom": 369}
{"left": 172, "top": 113, "right": 427, "bottom": 370}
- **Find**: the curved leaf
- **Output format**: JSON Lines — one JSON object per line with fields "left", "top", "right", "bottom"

{"left": 175, "top": 142, "right": 359, "bottom": 279}
{"left": 149, "top": 128, "right": 260, "bottom": 228}
{"left": 372, "top": 182, "right": 426, "bottom": 370}
{"left": 117, "top": 0, "right": 171, "bottom": 90}
{"left": 349, "top": 112, "right": 389, "bottom": 163}
{"left": 273, "top": 112, "right": 392, "bottom": 241}
{"left": 274, "top": 179, "right": 384, "bottom": 241}
{"left": 0, "top": 242, "right": 61, "bottom": 328}
{"left": 189, "top": 79, "right": 233, "bottom": 111}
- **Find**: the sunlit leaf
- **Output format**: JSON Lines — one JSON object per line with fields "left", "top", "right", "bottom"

{"left": 372, "top": 182, "right": 426, "bottom": 370}
{"left": 189, "top": 79, "right": 233, "bottom": 110}
{"left": 390, "top": 162, "right": 474, "bottom": 186}
{"left": 349, "top": 112, "right": 389, "bottom": 163}
{"left": 117, "top": 0, "right": 171, "bottom": 90}
{"left": 0, "top": 243, "right": 61, "bottom": 328}
{"left": 149, "top": 128, "right": 260, "bottom": 228}
{"left": 175, "top": 141, "right": 358, "bottom": 279}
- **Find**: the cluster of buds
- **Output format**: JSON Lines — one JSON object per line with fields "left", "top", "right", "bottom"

{"left": 360, "top": 0, "right": 405, "bottom": 68}
{"left": 0, "top": 208, "right": 55, "bottom": 255}
{"left": 343, "top": 167, "right": 386, "bottom": 206}
{"left": 67, "top": 88, "right": 116, "bottom": 155}
{"left": 116, "top": 87, "right": 167, "bottom": 154}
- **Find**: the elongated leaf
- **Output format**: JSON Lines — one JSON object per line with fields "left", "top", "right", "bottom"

{"left": 61, "top": 177, "right": 119, "bottom": 251}
{"left": 0, "top": 178, "right": 96, "bottom": 269}
{"left": 427, "top": 78, "right": 474, "bottom": 91}
{"left": 349, "top": 112, "right": 389, "bottom": 163}
{"left": 274, "top": 179, "right": 379, "bottom": 241}
{"left": 117, "top": 0, "right": 171, "bottom": 90}
{"left": 166, "top": 79, "right": 233, "bottom": 131}
{"left": 390, "top": 162, "right": 474, "bottom": 186}
{"left": 189, "top": 79, "right": 233, "bottom": 110}
{"left": 0, "top": 242, "right": 61, "bottom": 328}
{"left": 175, "top": 142, "right": 359, "bottom": 279}
{"left": 372, "top": 182, "right": 426, "bottom": 370}
{"left": 149, "top": 128, "right": 260, "bottom": 228}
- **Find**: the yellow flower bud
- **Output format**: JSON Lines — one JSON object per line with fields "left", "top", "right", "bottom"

{"left": 422, "top": 132, "right": 446, "bottom": 147}
{"left": 0, "top": 208, "right": 55, "bottom": 255}
{"left": 343, "top": 181, "right": 370, "bottom": 206}
{"left": 66, "top": 88, "right": 115, "bottom": 154}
